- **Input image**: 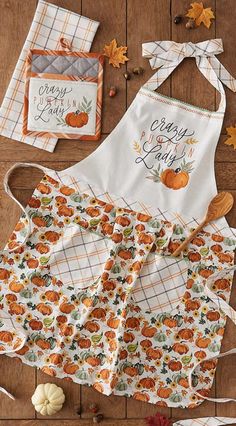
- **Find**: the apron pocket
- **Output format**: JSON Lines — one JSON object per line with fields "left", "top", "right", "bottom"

{"left": 132, "top": 253, "right": 188, "bottom": 314}
{"left": 49, "top": 225, "right": 111, "bottom": 290}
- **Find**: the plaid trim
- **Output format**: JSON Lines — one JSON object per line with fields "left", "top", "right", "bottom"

{"left": 142, "top": 39, "right": 236, "bottom": 114}
{"left": 0, "top": 0, "right": 99, "bottom": 152}
{"left": 174, "top": 417, "right": 236, "bottom": 426}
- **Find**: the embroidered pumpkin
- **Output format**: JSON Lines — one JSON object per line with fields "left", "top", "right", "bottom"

{"left": 31, "top": 383, "right": 65, "bottom": 416}
{"left": 65, "top": 111, "right": 89, "bottom": 128}
{"left": 160, "top": 168, "right": 189, "bottom": 190}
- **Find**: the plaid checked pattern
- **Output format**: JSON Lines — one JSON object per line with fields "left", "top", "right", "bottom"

{"left": 0, "top": 0, "right": 99, "bottom": 152}
{"left": 50, "top": 226, "right": 110, "bottom": 288}
{"left": 174, "top": 418, "right": 236, "bottom": 426}
{"left": 52, "top": 170, "right": 236, "bottom": 314}
{"left": 142, "top": 39, "right": 236, "bottom": 113}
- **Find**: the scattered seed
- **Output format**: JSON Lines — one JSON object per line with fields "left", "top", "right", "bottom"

{"left": 93, "top": 414, "right": 104, "bottom": 423}
{"left": 123, "top": 71, "right": 131, "bottom": 80}
{"left": 186, "top": 18, "right": 195, "bottom": 29}
{"left": 109, "top": 86, "right": 117, "bottom": 97}
{"left": 174, "top": 15, "right": 182, "bottom": 24}
{"left": 88, "top": 403, "right": 99, "bottom": 414}
{"left": 132, "top": 66, "right": 144, "bottom": 75}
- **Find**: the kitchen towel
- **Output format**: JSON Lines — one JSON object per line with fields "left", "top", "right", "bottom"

{"left": 0, "top": 0, "right": 99, "bottom": 152}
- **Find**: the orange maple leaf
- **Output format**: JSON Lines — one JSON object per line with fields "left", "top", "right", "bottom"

{"left": 224, "top": 126, "right": 236, "bottom": 150}
{"left": 103, "top": 39, "right": 129, "bottom": 68}
{"left": 186, "top": 2, "right": 215, "bottom": 28}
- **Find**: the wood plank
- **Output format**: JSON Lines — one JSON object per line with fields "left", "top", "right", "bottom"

{"left": 171, "top": 0, "right": 217, "bottom": 112}
{"left": 127, "top": 0, "right": 172, "bottom": 107}
{"left": 0, "top": 357, "right": 36, "bottom": 419}
{"left": 80, "top": 388, "right": 126, "bottom": 419}
{"left": 0, "top": 0, "right": 38, "bottom": 420}
{"left": 0, "top": 421, "right": 144, "bottom": 426}
{"left": 216, "top": 0, "right": 236, "bottom": 130}
{"left": 82, "top": 0, "right": 127, "bottom": 134}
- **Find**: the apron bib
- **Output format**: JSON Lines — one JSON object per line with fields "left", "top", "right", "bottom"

{"left": 58, "top": 39, "right": 236, "bottom": 226}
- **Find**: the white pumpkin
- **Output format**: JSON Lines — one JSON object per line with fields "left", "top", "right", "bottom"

{"left": 31, "top": 383, "right": 65, "bottom": 416}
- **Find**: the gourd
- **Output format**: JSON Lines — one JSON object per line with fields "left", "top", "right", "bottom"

{"left": 31, "top": 383, "right": 65, "bottom": 416}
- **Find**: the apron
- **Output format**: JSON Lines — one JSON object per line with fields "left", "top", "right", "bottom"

{"left": 58, "top": 39, "right": 236, "bottom": 224}
{"left": 0, "top": 38, "right": 236, "bottom": 426}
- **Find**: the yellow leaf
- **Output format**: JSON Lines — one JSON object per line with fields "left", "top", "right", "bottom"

{"left": 184, "top": 138, "right": 199, "bottom": 145}
{"left": 186, "top": 2, "right": 215, "bottom": 28}
{"left": 103, "top": 39, "right": 129, "bottom": 68}
{"left": 224, "top": 126, "right": 236, "bottom": 150}
{"left": 133, "top": 141, "right": 142, "bottom": 155}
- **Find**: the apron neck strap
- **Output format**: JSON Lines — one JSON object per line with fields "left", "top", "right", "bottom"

{"left": 3, "top": 163, "right": 55, "bottom": 252}
{"left": 142, "top": 39, "right": 236, "bottom": 113}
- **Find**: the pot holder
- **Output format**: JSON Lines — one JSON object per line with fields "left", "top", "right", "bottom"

{"left": 0, "top": 0, "right": 100, "bottom": 152}
{"left": 23, "top": 45, "right": 104, "bottom": 140}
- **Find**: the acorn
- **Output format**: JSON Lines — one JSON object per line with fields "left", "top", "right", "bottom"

{"left": 186, "top": 18, "right": 195, "bottom": 29}
{"left": 174, "top": 15, "right": 182, "bottom": 24}
{"left": 132, "top": 66, "right": 144, "bottom": 75}
{"left": 123, "top": 71, "right": 131, "bottom": 80}
{"left": 93, "top": 414, "right": 104, "bottom": 423}
{"left": 88, "top": 403, "right": 99, "bottom": 414}
{"left": 109, "top": 86, "right": 117, "bottom": 97}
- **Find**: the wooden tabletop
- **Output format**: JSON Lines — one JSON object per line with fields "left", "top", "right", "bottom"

{"left": 0, "top": 0, "right": 236, "bottom": 424}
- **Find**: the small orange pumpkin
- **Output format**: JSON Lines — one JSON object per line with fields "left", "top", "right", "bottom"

{"left": 37, "top": 183, "right": 51, "bottom": 194}
{"left": 178, "top": 328, "right": 194, "bottom": 340}
{"left": 206, "top": 310, "right": 220, "bottom": 321}
{"left": 168, "top": 360, "right": 182, "bottom": 371}
{"left": 0, "top": 268, "right": 10, "bottom": 280}
{"left": 161, "top": 168, "right": 189, "bottom": 190}
{"left": 35, "top": 243, "right": 50, "bottom": 254}
{"left": 157, "top": 387, "right": 172, "bottom": 399}
{"left": 0, "top": 331, "right": 13, "bottom": 343}
{"left": 196, "top": 337, "right": 211, "bottom": 349}
{"left": 60, "top": 186, "right": 75, "bottom": 196}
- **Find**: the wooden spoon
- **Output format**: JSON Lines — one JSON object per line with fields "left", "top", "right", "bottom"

{"left": 172, "top": 192, "right": 234, "bottom": 257}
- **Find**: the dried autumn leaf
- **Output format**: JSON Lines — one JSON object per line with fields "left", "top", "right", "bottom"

{"left": 186, "top": 2, "right": 215, "bottom": 28}
{"left": 103, "top": 39, "right": 129, "bottom": 68}
{"left": 224, "top": 126, "right": 236, "bottom": 150}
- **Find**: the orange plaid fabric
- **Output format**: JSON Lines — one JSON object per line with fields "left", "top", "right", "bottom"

{"left": 0, "top": 0, "right": 99, "bottom": 152}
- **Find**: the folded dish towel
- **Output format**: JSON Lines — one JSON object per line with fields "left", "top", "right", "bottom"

{"left": 0, "top": 0, "right": 99, "bottom": 152}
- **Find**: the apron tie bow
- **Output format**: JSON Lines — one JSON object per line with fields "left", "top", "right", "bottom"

{"left": 142, "top": 38, "right": 236, "bottom": 112}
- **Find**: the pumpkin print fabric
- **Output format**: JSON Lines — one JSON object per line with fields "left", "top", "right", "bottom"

{"left": 0, "top": 173, "right": 235, "bottom": 408}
